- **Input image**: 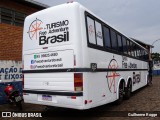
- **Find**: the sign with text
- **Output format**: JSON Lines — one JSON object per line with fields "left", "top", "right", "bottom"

{"left": 0, "top": 61, "right": 22, "bottom": 81}
{"left": 24, "top": 50, "right": 73, "bottom": 70}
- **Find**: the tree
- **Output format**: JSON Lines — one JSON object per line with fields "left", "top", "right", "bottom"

{"left": 152, "top": 52, "right": 160, "bottom": 62}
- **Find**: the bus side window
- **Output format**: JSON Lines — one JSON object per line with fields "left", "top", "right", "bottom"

{"left": 95, "top": 21, "right": 103, "bottom": 46}
{"left": 122, "top": 37, "right": 127, "bottom": 54}
{"left": 117, "top": 34, "right": 123, "bottom": 52}
{"left": 136, "top": 46, "right": 141, "bottom": 59}
{"left": 144, "top": 50, "right": 149, "bottom": 60}
{"left": 144, "top": 51, "right": 148, "bottom": 60}
{"left": 136, "top": 50, "right": 140, "bottom": 58}
{"left": 86, "top": 16, "right": 96, "bottom": 44}
{"left": 135, "top": 45, "right": 139, "bottom": 58}
{"left": 110, "top": 29, "right": 118, "bottom": 51}
{"left": 140, "top": 49, "right": 144, "bottom": 59}
{"left": 103, "top": 26, "right": 111, "bottom": 48}
{"left": 127, "top": 40, "right": 131, "bottom": 56}
{"left": 139, "top": 47, "right": 142, "bottom": 59}
{"left": 130, "top": 42, "right": 135, "bottom": 57}
{"left": 133, "top": 43, "right": 137, "bottom": 57}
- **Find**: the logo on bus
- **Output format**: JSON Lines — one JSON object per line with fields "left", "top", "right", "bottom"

{"left": 88, "top": 25, "right": 94, "bottom": 36}
{"left": 34, "top": 54, "right": 40, "bottom": 59}
{"left": 30, "top": 65, "right": 36, "bottom": 69}
{"left": 27, "top": 18, "right": 43, "bottom": 40}
{"left": 27, "top": 18, "right": 70, "bottom": 45}
{"left": 31, "top": 60, "right": 36, "bottom": 64}
{"left": 106, "top": 57, "right": 120, "bottom": 93}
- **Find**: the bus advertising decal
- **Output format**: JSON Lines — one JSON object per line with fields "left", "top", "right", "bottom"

{"left": 27, "top": 18, "right": 69, "bottom": 45}
{"left": 106, "top": 57, "right": 120, "bottom": 93}
{"left": 122, "top": 56, "right": 137, "bottom": 69}
{"left": 24, "top": 50, "right": 73, "bottom": 70}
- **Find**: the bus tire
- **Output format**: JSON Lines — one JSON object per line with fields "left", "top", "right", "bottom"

{"left": 115, "top": 81, "right": 124, "bottom": 105}
{"left": 124, "top": 80, "right": 132, "bottom": 100}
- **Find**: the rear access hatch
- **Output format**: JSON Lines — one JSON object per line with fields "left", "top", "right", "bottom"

{"left": 23, "top": 49, "right": 74, "bottom": 91}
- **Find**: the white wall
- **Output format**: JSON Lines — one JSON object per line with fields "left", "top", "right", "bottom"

{"left": 0, "top": 60, "right": 22, "bottom": 81}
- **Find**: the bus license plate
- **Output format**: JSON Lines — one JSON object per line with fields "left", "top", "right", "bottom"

{"left": 42, "top": 95, "right": 52, "bottom": 101}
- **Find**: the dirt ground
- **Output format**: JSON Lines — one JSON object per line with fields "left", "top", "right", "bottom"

{"left": 0, "top": 76, "right": 160, "bottom": 120}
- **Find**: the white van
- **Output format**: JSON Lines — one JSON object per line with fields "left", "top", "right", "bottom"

{"left": 23, "top": 2, "right": 149, "bottom": 110}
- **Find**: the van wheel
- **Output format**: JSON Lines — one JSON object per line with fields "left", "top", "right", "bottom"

{"left": 115, "top": 82, "right": 124, "bottom": 105}
{"left": 124, "top": 80, "right": 132, "bottom": 100}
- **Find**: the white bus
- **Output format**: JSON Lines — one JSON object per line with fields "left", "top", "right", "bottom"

{"left": 22, "top": 2, "right": 149, "bottom": 110}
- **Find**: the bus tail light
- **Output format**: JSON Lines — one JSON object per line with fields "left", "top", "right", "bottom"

{"left": 71, "top": 96, "right": 76, "bottom": 99}
{"left": 74, "top": 73, "right": 83, "bottom": 91}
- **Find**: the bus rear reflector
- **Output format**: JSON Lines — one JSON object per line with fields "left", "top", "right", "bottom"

{"left": 84, "top": 100, "right": 87, "bottom": 104}
{"left": 71, "top": 96, "right": 76, "bottom": 99}
{"left": 74, "top": 73, "right": 83, "bottom": 91}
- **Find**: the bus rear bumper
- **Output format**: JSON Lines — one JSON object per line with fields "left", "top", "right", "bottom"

{"left": 23, "top": 93, "right": 86, "bottom": 110}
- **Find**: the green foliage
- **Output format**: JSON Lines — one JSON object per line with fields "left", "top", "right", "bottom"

{"left": 152, "top": 52, "right": 160, "bottom": 61}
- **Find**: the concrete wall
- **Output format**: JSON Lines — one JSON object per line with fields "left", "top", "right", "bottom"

{"left": 0, "top": 60, "right": 22, "bottom": 81}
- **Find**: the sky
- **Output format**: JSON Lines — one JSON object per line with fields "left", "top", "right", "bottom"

{"left": 34, "top": 0, "right": 160, "bottom": 53}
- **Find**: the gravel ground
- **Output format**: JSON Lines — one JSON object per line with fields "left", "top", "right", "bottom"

{"left": 0, "top": 76, "right": 160, "bottom": 120}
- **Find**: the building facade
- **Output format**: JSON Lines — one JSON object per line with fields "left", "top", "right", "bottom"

{"left": 0, "top": 0, "right": 48, "bottom": 104}
{"left": 0, "top": 0, "right": 47, "bottom": 60}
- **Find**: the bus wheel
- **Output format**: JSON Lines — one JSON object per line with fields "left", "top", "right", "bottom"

{"left": 116, "top": 82, "right": 124, "bottom": 105}
{"left": 124, "top": 80, "right": 132, "bottom": 100}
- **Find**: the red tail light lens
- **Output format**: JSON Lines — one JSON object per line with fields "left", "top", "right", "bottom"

{"left": 74, "top": 73, "right": 83, "bottom": 91}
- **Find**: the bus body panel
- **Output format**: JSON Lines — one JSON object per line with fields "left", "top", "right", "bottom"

{"left": 78, "top": 8, "right": 148, "bottom": 105}
{"left": 23, "top": 2, "right": 149, "bottom": 110}
{"left": 23, "top": 3, "right": 87, "bottom": 109}
{"left": 23, "top": 93, "right": 84, "bottom": 109}
{"left": 24, "top": 72, "right": 74, "bottom": 91}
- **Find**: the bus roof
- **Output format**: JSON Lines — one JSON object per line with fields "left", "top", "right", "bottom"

{"left": 24, "top": 2, "right": 148, "bottom": 51}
